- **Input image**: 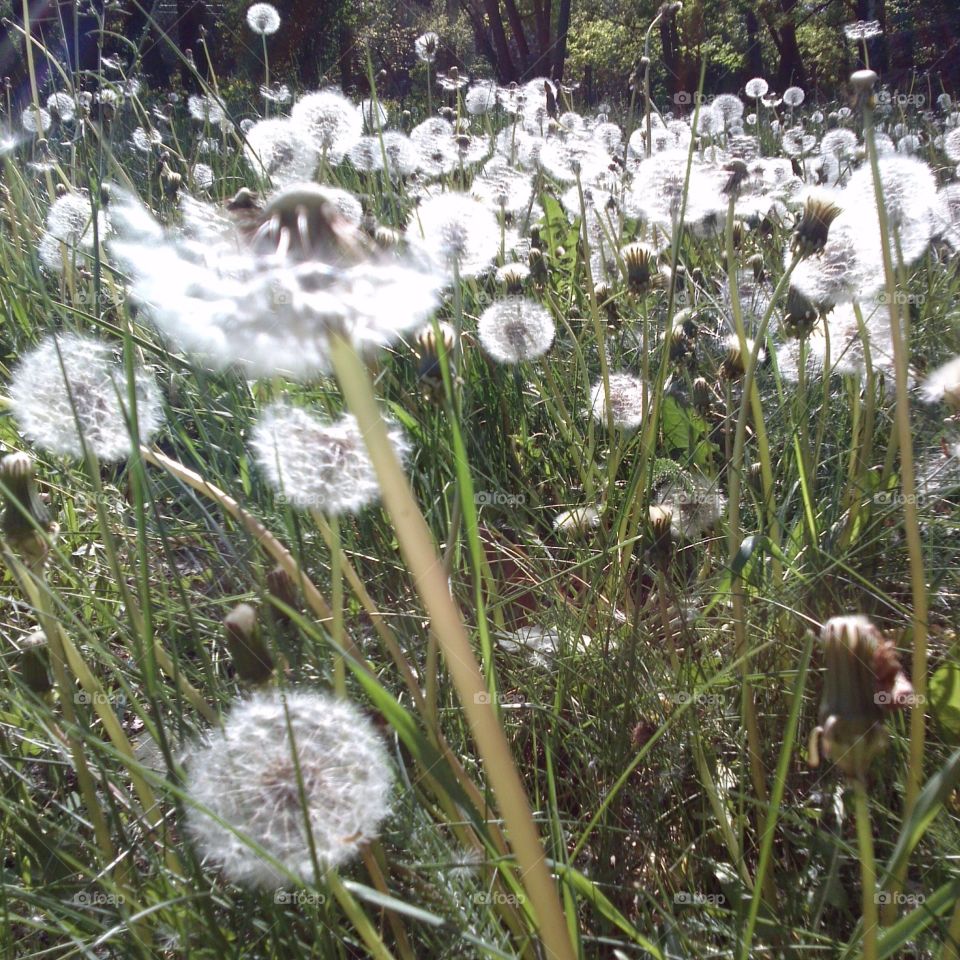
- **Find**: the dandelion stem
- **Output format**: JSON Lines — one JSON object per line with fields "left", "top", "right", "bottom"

{"left": 863, "top": 90, "right": 929, "bottom": 926}
{"left": 329, "top": 334, "right": 576, "bottom": 960}
{"left": 852, "top": 778, "right": 879, "bottom": 960}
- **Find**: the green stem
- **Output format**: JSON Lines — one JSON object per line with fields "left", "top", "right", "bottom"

{"left": 853, "top": 778, "right": 879, "bottom": 960}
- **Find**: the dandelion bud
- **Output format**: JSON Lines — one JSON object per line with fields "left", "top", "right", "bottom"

{"left": 19, "top": 629, "right": 52, "bottom": 696}
{"left": 731, "top": 219, "right": 748, "bottom": 248}
{"left": 721, "top": 336, "right": 747, "bottom": 380}
{"left": 748, "top": 461, "right": 763, "bottom": 494}
{"left": 266, "top": 564, "right": 299, "bottom": 615}
{"left": 415, "top": 320, "right": 457, "bottom": 394}
{"left": 161, "top": 166, "right": 182, "bottom": 198}
{"left": 55, "top": 182, "right": 68, "bottom": 198}
{"left": 620, "top": 242, "right": 659, "bottom": 295}
{"left": 850, "top": 69, "right": 878, "bottom": 93}
{"left": 748, "top": 253, "right": 765, "bottom": 283}
{"left": 0, "top": 453, "right": 55, "bottom": 569}
{"left": 224, "top": 602, "right": 275, "bottom": 685}
{"left": 496, "top": 263, "right": 529, "bottom": 295}
{"left": 782, "top": 286, "right": 819, "bottom": 338}
{"left": 814, "top": 616, "right": 890, "bottom": 780}
{"left": 792, "top": 192, "right": 843, "bottom": 259}
{"left": 439, "top": 106, "right": 456, "bottom": 123}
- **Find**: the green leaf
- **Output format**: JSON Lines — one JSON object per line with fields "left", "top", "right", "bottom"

{"left": 929, "top": 662, "right": 960, "bottom": 744}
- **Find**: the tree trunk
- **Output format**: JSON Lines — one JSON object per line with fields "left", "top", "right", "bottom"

{"left": 503, "top": 0, "right": 531, "bottom": 75}
{"left": 552, "top": 0, "right": 571, "bottom": 82}
{"left": 481, "top": 0, "right": 518, "bottom": 82}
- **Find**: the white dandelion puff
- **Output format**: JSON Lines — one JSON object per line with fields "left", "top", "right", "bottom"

{"left": 252, "top": 404, "right": 409, "bottom": 514}
{"left": 9, "top": 333, "right": 163, "bottom": 461}
{"left": 184, "top": 689, "right": 393, "bottom": 890}
{"left": 109, "top": 183, "right": 440, "bottom": 379}
{"left": 246, "top": 3, "right": 281, "bottom": 35}
{"left": 244, "top": 118, "right": 319, "bottom": 187}
{"left": 290, "top": 90, "right": 363, "bottom": 162}
{"left": 590, "top": 373, "right": 646, "bottom": 430}
{"left": 477, "top": 297, "right": 555, "bottom": 364}
{"left": 408, "top": 192, "right": 501, "bottom": 280}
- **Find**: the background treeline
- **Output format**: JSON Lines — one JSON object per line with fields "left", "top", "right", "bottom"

{"left": 1, "top": 0, "right": 958, "bottom": 112}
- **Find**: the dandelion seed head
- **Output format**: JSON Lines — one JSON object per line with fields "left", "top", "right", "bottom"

{"left": 477, "top": 297, "right": 555, "bottom": 364}
{"left": 745, "top": 77, "right": 769, "bottom": 99}
{"left": 110, "top": 184, "right": 440, "bottom": 379}
{"left": 844, "top": 19, "right": 882, "bottom": 41}
{"left": 252, "top": 404, "right": 408, "bottom": 513}
{"left": 414, "top": 31, "right": 440, "bottom": 64}
{"left": 246, "top": 2, "right": 281, "bottom": 35}
{"left": 46, "top": 92, "right": 76, "bottom": 122}
{"left": 187, "top": 94, "right": 227, "bottom": 126}
{"left": 465, "top": 81, "right": 498, "bottom": 116}
{"left": 920, "top": 356, "right": 960, "bottom": 408}
{"left": 408, "top": 193, "right": 500, "bottom": 279}
{"left": 290, "top": 90, "right": 362, "bottom": 161}
{"left": 244, "top": 118, "right": 319, "bottom": 187}
{"left": 9, "top": 334, "right": 162, "bottom": 461}
{"left": 184, "top": 689, "right": 392, "bottom": 889}
{"left": 591, "top": 373, "right": 646, "bottom": 430}
{"left": 21, "top": 106, "right": 51, "bottom": 134}
{"left": 783, "top": 86, "right": 805, "bottom": 107}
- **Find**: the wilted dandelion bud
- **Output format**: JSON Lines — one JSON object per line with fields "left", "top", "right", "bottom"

{"left": 782, "top": 287, "right": 820, "bottom": 338}
{"left": 792, "top": 192, "right": 843, "bottom": 259}
{"left": 415, "top": 320, "right": 457, "bottom": 395}
{"left": 266, "top": 564, "right": 299, "bottom": 623}
{"left": 748, "top": 461, "right": 764, "bottom": 494}
{"left": 1, "top": 453, "right": 56, "bottom": 568}
{"left": 184, "top": 689, "right": 393, "bottom": 889}
{"left": 721, "top": 336, "right": 747, "bottom": 380}
{"left": 812, "top": 616, "right": 892, "bottom": 780}
{"left": 620, "top": 242, "right": 659, "bottom": 295}
{"left": 851, "top": 69, "right": 878, "bottom": 108}
{"left": 722, "top": 159, "right": 750, "bottom": 196}
{"left": 748, "top": 253, "right": 765, "bottom": 283}
{"left": 224, "top": 603, "right": 275, "bottom": 685}
{"left": 527, "top": 247, "right": 548, "bottom": 283}
{"left": 731, "top": 219, "right": 748, "bottom": 248}
{"left": 19, "top": 629, "right": 52, "bottom": 696}
{"left": 692, "top": 376, "right": 712, "bottom": 414}
{"left": 161, "top": 163, "right": 182, "bottom": 198}
{"left": 496, "top": 262, "right": 530, "bottom": 294}
{"left": 647, "top": 504, "right": 675, "bottom": 563}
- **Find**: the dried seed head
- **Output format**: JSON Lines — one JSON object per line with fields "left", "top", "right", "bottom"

{"left": 19, "top": 629, "right": 52, "bottom": 695}
{"left": 792, "top": 192, "right": 843, "bottom": 259}
{"left": 783, "top": 286, "right": 820, "bottom": 338}
{"left": 620, "top": 242, "right": 659, "bottom": 294}
{"left": 0, "top": 453, "right": 56, "bottom": 569}
{"left": 224, "top": 603, "right": 275, "bottom": 685}
{"left": 722, "top": 159, "right": 750, "bottom": 196}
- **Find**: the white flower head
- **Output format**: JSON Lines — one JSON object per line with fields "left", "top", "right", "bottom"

{"left": 920, "top": 356, "right": 960, "bottom": 408}
{"left": 290, "top": 90, "right": 362, "bottom": 163}
{"left": 591, "top": 373, "right": 646, "bottom": 431}
{"left": 246, "top": 3, "right": 281, "bottom": 35}
{"left": 184, "top": 689, "right": 393, "bottom": 890}
{"left": 408, "top": 192, "right": 501, "bottom": 280}
{"left": 9, "top": 333, "right": 163, "bottom": 461}
{"left": 38, "top": 190, "right": 110, "bottom": 274}
{"left": 415, "top": 31, "right": 440, "bottom": 64}
{"left": 252, "top": 404, "right": 409, "bottom": 514}
{"left": 745, "top": 77, "right": 769, "bottom": 99}
{"left": 244, "top": 118, "right": 319, "bottom": 187}
{"left": 477, "top": 297, "right": 555, "bottom": 364}
{"left": 110, "top": 183, "right": 440, "bottom": 379}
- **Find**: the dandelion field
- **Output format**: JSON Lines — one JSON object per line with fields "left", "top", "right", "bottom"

{"left": 2, "top": 6, "right": 960, "bottom": 959}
